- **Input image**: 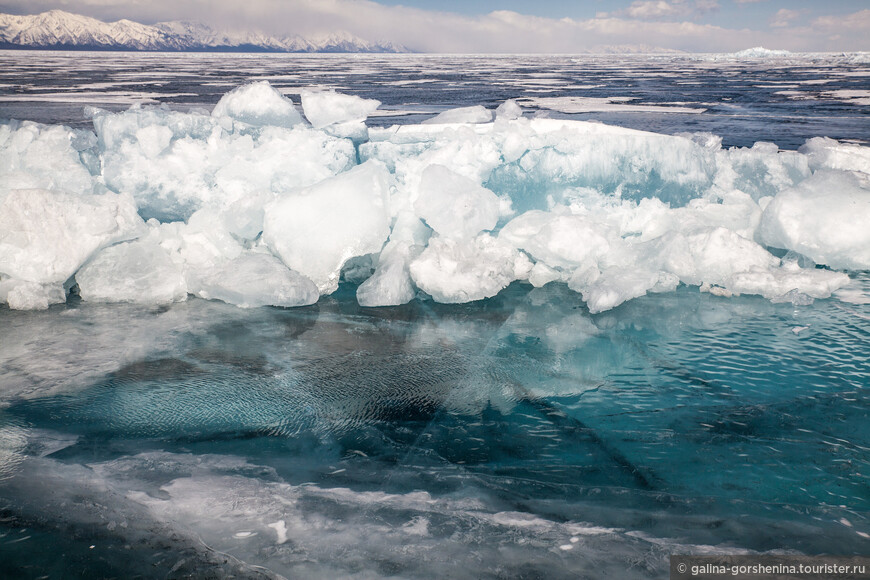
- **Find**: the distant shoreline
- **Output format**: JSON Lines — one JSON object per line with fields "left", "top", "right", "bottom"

{"left": 0, "top": 47, "right": 865, "bottom": 57}
{"left": 0, "top": 43, "right": 411, "bottom": 54}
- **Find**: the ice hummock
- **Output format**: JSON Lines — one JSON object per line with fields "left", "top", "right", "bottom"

{"left": 423, "top": 105, "right": 493, "bottom": 125}
{"left": 759, "top": 170, "right": 870, "bottom": 270}
{"left": 733, "top": 47, "right": 792, "bottom": 59}
{"left": 262, "top": 160, "right": 392, "bottom": 295}
{"left": 1, "top": 80, "right": 868, "bottom": 312}
{"left": 91, "top": 101, "right": 355, "bottom": 222}
{"left": 211, "top": 80, "right": 303, "bottom": 128}
{"left": 413, "top": 164, "right": 500, "bottom": 240}
{"left": 300, "top": 89, "right": 380, "bottom": 129}
{"left": 0, "top": 188, "right": 143, "bottom": 309}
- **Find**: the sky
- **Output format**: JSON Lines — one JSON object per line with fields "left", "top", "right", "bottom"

{"left": 1, "top": 0, "right": 869, "bottom": 53}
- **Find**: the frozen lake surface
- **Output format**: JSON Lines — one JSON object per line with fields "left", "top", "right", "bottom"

{"left": 0, "top": 51, "right": 868, "bottom": 578}
{"left": 1, "top": 51, "right": 869, "bottom": 148}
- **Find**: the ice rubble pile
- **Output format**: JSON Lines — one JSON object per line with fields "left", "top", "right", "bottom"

{"left": 1, "top": 81, "right": 868, "bottom": 312}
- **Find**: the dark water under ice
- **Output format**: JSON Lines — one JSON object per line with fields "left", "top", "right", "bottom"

{"left": 1, "top": 277, "right": 868, "bottom": 578}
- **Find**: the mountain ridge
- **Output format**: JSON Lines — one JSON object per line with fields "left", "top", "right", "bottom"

{"left": 0, "top": 10, "right": 411, "bottom": 53}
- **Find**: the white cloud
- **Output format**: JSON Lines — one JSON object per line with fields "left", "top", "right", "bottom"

{"left": 770, "top": 8, "right": 803, "bottom": 28}
{"left": 695, "top": 0, "right": 720, "bottom": 15}
{"left": 614, "top": 0, "right": 719, "bottom": 21}
{"left": 812, "top": 9, "right": 870, "bottom": 33}
{"left": 622, "top": 1, "right": 683, "bottom": 20}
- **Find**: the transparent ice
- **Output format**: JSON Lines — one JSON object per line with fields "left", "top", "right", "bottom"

{"left": 0, "top": 52, "right": 868, "bottom": 579}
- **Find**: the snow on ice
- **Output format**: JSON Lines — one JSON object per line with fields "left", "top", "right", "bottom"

{"left": 1, "top": 80, "right": 868, "bottom": 311}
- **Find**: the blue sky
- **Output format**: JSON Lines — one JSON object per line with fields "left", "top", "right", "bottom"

{"left": 370, "top": 0, "right": 866, "bottom": 35}
{"left": 2, "top": 0, "right": 869, "bottom": 52}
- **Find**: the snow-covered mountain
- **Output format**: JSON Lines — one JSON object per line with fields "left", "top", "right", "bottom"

{"left": 0, "top": 10, "right": 410, "bottom": 53}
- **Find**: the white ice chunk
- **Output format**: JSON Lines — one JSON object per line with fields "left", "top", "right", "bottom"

{"left": 513, "top": 121, "right": 716, "bottom": 208}
{"left": 195, "top": 252, "right": 319, "bottom": 308}
{"left": 300, "top": 90, "right": 380, "bottom": 129}
{"left": 680, "top": 131, "right": 722, "bottom": 150}
{"left": 91, "top": 103, "right": 215, "bottom": 151}
{"left": 718, "top": 142, "right": 810, "bottom": 201}
{"left": 357, "top": 211, "right": 430, "bottom": 307}
{"left": 182, "top": 208, "right": 245, "bottom": 267}
{"left": 571, "top": 268, "right": 679, "bottom": 314}
{"left": 655, "top": 227, "right": 779, "bottom": 287}
{"left": 734, "top": 47, "right": 792, "bottom": 58}
{"left": 362, "top": 124, "right": 504, "bottom": 215}
{"left": 499, "top": 210, "right": 612, "bottom": 270}
{"left": 759, "top": 170, "right": 870, "bottom": 270}
{"left": 800, "top": 137, "right": 870, "bottom": 175}
{"left": 365, "top": 118, "right": 719, "bottom": 216}
{"left": 0, "top": 121, "right": 96, "bottom": 197}
{"left": 76, "top": 237, "right": 187, "bottom": 305}
{"left": 263, "top": 161, "right": 393, "bottom": 294}
{"left": 211, "top": 81, "right": 303, "bottom": 128}
{"left": 72, "top": 209, "right": 319, "bottom": 308}
{"left": 98, "top": 105, "right": 355, "bottom": 221}
{"left": 0, "top": 278, "right": 66, "bottom": 310}
{"left": 414, "top": 164, "right": 500, "bottom": 239}
{"left": 527, "top": 262, "right": 566, "bottom": 288}
{"left": 559, "top": 224, "right": 782, "bottom": 312}
{"left": 221, "top": 192, "right": 276, "bottom": 241}
{"left": 495, "top": 99, "right": 523, "bottom": 121}
{"left": 0, "top": 189, "right": 143, "bottom": 286}
{"left": 134, "top": 124, "right": 173, "bottom": 159}
{"left": 323, "top": 121, "right": 369, "bottom": 143}
{"left": 210, "top": 126, "right": 355, "bottom": 201}
{"left": 268, "top": 520, "right": 288, "bottom": 545}
{"left": 409, "top": 234, "right": 532, "bottom": 303}
{"left": 356, "top": 245, "right": 416, "bottom": 307}
{"left": 728, "top": 264, "right": 850, "bottom": 301}
{"left": 422, "top": 105, "right": 492, "bottom": 125}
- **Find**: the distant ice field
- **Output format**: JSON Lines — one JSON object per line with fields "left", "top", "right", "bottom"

{"left": 1, "top": 50, "right": 869, "bottom": 148}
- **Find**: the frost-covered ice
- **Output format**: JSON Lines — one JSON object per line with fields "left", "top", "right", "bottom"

{"left": 210, "top": 80, "right": 303, "bottom": 128}
{"left": 801, "top": 136, "right": 870, "bottom": 174}
{"left": 1, "top": 80, "right": 869, "bottom": 312}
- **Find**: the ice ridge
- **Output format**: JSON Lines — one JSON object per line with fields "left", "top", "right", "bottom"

{"left": 1, "top": 81, "right": 866, "bottom": 312}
